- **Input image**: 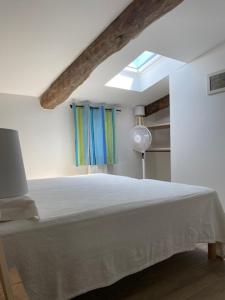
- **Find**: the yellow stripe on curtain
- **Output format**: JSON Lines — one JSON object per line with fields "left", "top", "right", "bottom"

{"left": 105, "top": 110, "right": 114, "bottom": 164}
{"left": 77, "top": 107, "right": 85, "bottom": 165}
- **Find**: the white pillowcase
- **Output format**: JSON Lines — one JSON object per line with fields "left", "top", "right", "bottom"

{"left": 0, "top": 195, "right": 39, "bottom": 221}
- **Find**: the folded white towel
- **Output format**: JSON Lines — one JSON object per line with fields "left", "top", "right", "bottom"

{"left": 0, "top": 195, "right": 39, "bottom": 221}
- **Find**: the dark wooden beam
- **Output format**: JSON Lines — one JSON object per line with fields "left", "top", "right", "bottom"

{"left": 144, "top": 94, "right": 169, "bottom": 116}
{"left": 40, "top": 0, "right": 184, "bottom": 109}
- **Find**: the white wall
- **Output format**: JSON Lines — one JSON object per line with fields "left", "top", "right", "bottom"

{"left": 170, "top": 41, "right": 225, "bottom": 209}
{"left": 0, "top": 94, "right": 140, "bottom": 179}
{"left": 140, "top": 57, "right": 184, "bottom": 92}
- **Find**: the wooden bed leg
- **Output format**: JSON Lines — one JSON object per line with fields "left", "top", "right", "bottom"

{"left": 208, "top": 243, "right": 217, "bottom": 260}
{"left": 0, "top": 240, "right": 14, "bottom": 300}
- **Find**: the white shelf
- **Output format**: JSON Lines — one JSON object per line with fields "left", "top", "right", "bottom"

{"left": 147, "top": 147, "right": 171, "bottom": 152}
{"left": 148, "top": 122, "right": 170, "bottom": 130}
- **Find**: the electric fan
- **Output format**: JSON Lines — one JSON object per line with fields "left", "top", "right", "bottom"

{"left": 129, "top": 125, "right": 152, "bottom": 179}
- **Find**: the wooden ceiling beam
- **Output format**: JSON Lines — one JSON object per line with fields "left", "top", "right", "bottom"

{"left": 144, "top": 94, "right": 169, "bottom": 116}
{"left": 40, "top": 0, "right": 184, "bottom": 109}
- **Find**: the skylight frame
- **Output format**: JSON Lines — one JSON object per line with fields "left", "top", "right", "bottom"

{"left": 125, "top": 51, "right": 161, "bottom": 73}
{"left": 137, "top": 54, "right": 162, "bottom": 72}
{"left": 128, "top": 51, "right": 155, "bottom": 69}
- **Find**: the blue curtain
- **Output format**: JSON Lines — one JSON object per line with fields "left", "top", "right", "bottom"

{"left": 72, "top": 103, "right": 116, "bottom": 166}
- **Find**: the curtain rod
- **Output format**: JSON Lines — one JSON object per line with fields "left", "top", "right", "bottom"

{"left": 69, "top": 104, "right": 121, "bottom": 112}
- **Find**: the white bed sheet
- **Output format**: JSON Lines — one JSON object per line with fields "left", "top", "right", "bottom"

{"left": 0, "top": 174, "right": 225, "bottom": 300}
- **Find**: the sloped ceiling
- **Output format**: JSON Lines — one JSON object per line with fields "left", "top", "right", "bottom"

{"left": 0, "top": 0, "right": 225, "bottom": 107}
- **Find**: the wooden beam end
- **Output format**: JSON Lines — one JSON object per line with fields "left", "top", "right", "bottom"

{"left": 40, "top": 98, "right": 54, "bottom": 109}
{"left": 40, "top": 92, "right": 60, "bottom": 109}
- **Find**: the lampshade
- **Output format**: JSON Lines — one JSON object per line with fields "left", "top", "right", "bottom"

{"left": 134, "top": 105, "right": 145, "bottom": 117}
{"left": 0, "top": 128, "right": 28, "bottom": 199}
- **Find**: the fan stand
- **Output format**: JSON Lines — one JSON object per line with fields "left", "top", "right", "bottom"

{"left": 132, "top": 114, "right": 151, "bottom": 179}
{"left": 142, "top": 152, "right": 146, "bottom": 179}
{"left": 137, "top": 117, "right": 146, "bottom": 179}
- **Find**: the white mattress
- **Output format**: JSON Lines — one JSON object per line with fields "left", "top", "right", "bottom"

{"left": 1, "top": 174, "right": 225, "bottom": 300}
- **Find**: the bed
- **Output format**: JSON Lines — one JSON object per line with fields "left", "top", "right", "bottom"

{"left": 0, "top": 174, "right": 225, "bottom": 300}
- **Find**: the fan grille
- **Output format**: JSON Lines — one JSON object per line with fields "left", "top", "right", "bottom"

{"left": 129, "top": 125, "right": 152, "bottom": 153}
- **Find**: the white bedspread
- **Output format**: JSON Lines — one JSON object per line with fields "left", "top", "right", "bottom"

{"left": 1, "top": 174, "right": 225, "bottom": 300}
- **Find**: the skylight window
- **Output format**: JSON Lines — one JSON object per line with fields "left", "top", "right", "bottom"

{"left": 105, "top": 50, "right": 185, "bottom": 92}
{"left": 127, "top": 51, "right": 157, "bottom": 70}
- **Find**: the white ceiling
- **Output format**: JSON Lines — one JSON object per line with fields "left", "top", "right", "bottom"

{"left": 0, "top": 0, "right": 225, "bottom": 107}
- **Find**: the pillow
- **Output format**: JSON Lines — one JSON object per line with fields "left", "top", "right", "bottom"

{"left": 0, "top": 195, "right": 39, "bottom": 221}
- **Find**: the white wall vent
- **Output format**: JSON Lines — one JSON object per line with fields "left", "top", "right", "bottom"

{"left": 207, "top": 69, "right": 225, "bottom": 95}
